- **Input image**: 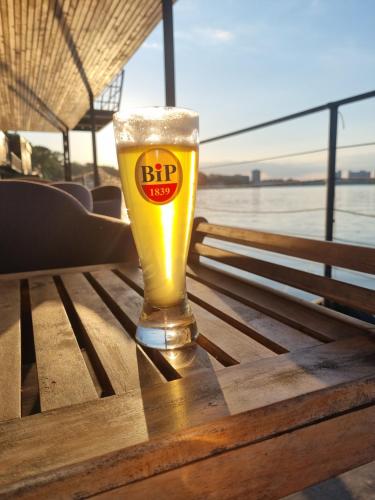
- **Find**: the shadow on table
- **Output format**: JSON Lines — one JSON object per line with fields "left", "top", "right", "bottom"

{"left": 285, "top": 476, "right": 355, "bottom": 500}
{"left": 137, "top": 340, "right": 231, "bottom": 437}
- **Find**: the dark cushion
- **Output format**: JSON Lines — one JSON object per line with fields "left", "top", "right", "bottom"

{"left": 0, "top": 181, "right": 137, "bottom": 274}
{"left": 91, "top": 185, "right": 122, "bottom": 219}
{"left": 52, "top": 182, "right": 93, "bottom": 211}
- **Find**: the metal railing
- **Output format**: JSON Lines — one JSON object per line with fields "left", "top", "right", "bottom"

{"left": 94, "top": 70, "right": 124, "bottom": 112}
{"left": 200, "top": 89, "right": 375, "bottom": 278}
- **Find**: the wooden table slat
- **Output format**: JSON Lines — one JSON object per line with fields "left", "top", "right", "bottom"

{"left": 0, "top": 261, "right": 373, "bottom": 499}
{"left": 90, "top": 270, "right": 223, "bottom": 375}
{"left": 29, "top": 276, "right": 98, "bottom": 411}
{"left": 99, "top": 404, "right": 375, "bottom": 500}
{"left": 117, "top": 265, "right": 278, "bottom": 364}
{"left": 0, "top": 336, "right": 374, "bottom": 498}
{"left": 0, "top": 262, "right": 124, "bottom": 282}
{"left": 61, "top": 273, "right": 165, "bottom": 394}
{"left": 0, "top": 281, "right": 21, "bottom": 422}
{"left": 187, "top": 263, "right": 372, "bottom": 340}
{"left": 186, "top": 275, "right": 321, "bottom": 351}
{"left": 192, "top": 301, "right": 277, "bottom": 363}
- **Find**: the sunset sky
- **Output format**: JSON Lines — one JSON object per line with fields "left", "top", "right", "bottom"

{"left": 23, "top": 0, "right": 375, "bottom": 179}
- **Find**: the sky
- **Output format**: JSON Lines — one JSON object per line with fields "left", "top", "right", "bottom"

{"left": 23, "top": 0, "right": 375, "bottom": 179}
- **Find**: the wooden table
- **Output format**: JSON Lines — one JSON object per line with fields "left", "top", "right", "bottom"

{"left": 0, "top": 262, "right": 374, "bottom": 499}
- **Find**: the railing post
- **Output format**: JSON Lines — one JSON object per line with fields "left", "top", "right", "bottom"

{"left": 162, "top": 0, "right": 176, "bottom": 106}
{"left": 89, "top": 91, "right": 100, "bottom": 187}
{"left": 62, "top": 130, "right": 71, "bottom": 181}
{"left": 324, "top": 104, "right": 338, "bottom": 278}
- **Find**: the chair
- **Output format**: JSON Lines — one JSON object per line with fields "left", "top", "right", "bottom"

{"left": 0, "top": 180, "right": 136, "bottom": 274}
{"left": 91, "top": 185, "right": 122, "bottom": 219}
{"left": 52, "top": 181, "right": 93, "bottom": 211}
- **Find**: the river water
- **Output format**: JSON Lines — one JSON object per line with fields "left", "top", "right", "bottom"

{"left": 195, "top": 184, "right": 375, "bottom": 299}
{"left": 122, "top": 184, "right": 374, "bottom": 300}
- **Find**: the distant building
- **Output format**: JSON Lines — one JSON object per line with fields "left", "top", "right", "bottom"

{"left": 0, "top": 132, "right": 33, "bottom": 178}
{"left": 230, "top": 174, "right": 249, "bottom": 185}
{"left": 335, "top": 170, "right": 342, "bottom": 180}
{"left": 348, "top": 170, "right": 371, "bottom": 180}
{"left": 6, "top": 133, "right": 33, "bottom": 175}
{"left": 0, "top": 132, "right": 8, "bottom": 167}
{"left": 252, "top": 169, "right": 261, "bottom": 185}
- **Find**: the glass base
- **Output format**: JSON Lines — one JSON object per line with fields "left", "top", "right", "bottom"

{"left": 135, "top": 298, "right": 198, "bottom": 350}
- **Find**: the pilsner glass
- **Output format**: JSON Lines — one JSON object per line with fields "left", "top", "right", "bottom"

{"left": 113, "top": 107, "right": 199, "bottom": 350}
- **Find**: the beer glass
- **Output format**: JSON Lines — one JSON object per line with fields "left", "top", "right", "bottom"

{"left": 113, "top": 107, "right": 199, "bottom": 350}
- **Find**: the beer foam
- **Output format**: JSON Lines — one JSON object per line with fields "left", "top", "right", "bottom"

{"left": 114, "top": 107, "right": 199, "bottom": 146}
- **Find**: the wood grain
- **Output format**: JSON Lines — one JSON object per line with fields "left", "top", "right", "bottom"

{"left": 116, "top": 265, "right": 277, "bottom": 364}
{"left": 0, "top": 336, "right": 374, "bottom": 498}
{"left": 96, "top": 405, "right": 375, "bottom": 500}
{"left": 187, "top": 263, "right": 374, "bottom": 339}
{"left": 29, "top": 276, "right": 98, "bottom": 411}
{"left": 61, "top": 273, "right": 164, "bottom": 394}
{"left": 0, "top": 262, "right": 125, "bottom": 282}
{"left": 0, "top": 1, "right": 163, "bottom": 131}
{"left": 193, "top": 243, "right": 375, "bottom": 314}
{"left": 185, "top": 275, "right": 321, "bottom": 351}
{"left": 0, "top": 280, "right": 21, "bottom": 422}
{"left": 90, "top": 270, "right": 223, "bottom": 375}
{"left": 196, "top": 221, "right": 375, "bottom": 274}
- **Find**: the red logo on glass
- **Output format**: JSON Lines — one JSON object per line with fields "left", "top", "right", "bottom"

{"left": 135, "top": 149, "right": 182, "bottom": 204}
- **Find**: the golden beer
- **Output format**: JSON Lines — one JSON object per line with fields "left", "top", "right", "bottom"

{"left": 114, "top": 107, "right": 199, "bottom": 350}
{"left": 118, "top": 143, "right": 198, "bottom": 307}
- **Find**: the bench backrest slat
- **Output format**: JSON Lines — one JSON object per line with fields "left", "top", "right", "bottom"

{"left": 193, "top": 242, "right": 375, "bottom": 315}
{"left": 195, "top": 222, "right": 375, "bottom": 275}
{"left": 190, "top": 220, "right": 375, "bottom": 315}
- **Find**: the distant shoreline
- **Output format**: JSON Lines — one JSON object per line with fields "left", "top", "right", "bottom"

{"left": 198, "top": 179, "right": 375, "bottom": 190}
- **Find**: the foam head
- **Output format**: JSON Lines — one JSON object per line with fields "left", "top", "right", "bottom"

{"left": 114, "top": 107, "right": 199, "bottom": 147}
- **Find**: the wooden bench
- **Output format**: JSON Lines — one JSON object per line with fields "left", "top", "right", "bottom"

{"left": 0, "top": 220, "right": 374, "bottom": 498}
